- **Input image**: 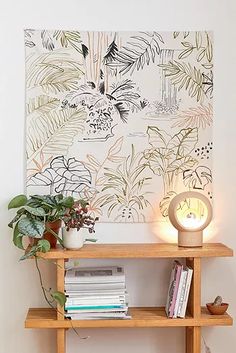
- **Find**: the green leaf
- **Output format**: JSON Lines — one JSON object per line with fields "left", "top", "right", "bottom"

{"left": 18, "top": 218, "right": 45, "bottom": 237}
{"left": 20, "top": 245, "right": 38, "bottom": 260}
{"left": 59, "top": 196, "right": 74, "bottom": 208}
{"left": 8, "top": 195, "right": 27, "bottom": 209}
{"left": 51, "top": 291, "right": 66, "bottom": 307}
{"left": 23, "top": 206, "right": 46, "bottom": 216}
{"left": 37, "top": 239, "right": 51, "bottom": 252}
{"left": 13, "top": 223, "right": 24, "bottom": 250}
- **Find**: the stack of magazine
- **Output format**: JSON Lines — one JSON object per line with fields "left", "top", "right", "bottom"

{"left": 165, "top": 260, "right": 193, "bottom": 318}
{"left": 64, "top": 266, "right": 130, "bottom": 320}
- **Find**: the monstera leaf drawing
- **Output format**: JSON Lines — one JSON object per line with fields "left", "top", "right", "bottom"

{"left": 183, "top": 166, "right": 212, "bottom": 190}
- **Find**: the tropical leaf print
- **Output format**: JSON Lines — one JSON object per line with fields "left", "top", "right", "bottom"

{"left": 26, "top": 95, "right": 60, "bottom": 115}
{"left": 172, "top": 103, "right": 213, "bottom": 129}
{"left": 26, "top": 51, "right": 84, "bottom": 94}
{"left": 28, "top": 156, "right": 93, "bottom": 198}
{"left": 106, "top": 31, "right": 164, "bottom": 75}
{"left": 53, "top": 31, "right": 82, "bottom": 53}
{"left": 25, "top": 30, "right": 213, "bottom": 223}
{"left": 144, "top": 126, "right": 199, "bottom": 195}
{"left": 27, "top": 107, "right": 86, "bottom": 161}
{"left": 100, "top": 145, "right": 152, "bottom": 222}
{"left": 159, "top": 61, "right": 206, "bottom": 102}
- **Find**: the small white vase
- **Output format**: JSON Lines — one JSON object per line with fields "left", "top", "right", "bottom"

{"left": 62, "top": 227, "right": 88, "bottom": 250}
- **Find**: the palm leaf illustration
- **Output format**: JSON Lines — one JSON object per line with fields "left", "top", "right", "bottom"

{"left": 26, "top": 52, "right": 84, "bottom": 94}
{"left": 172, "top": 103, "right": 213, "bottom": 129}
{"left": 27, "top": 107, "right": 86, "bottom": 162}
{"left": 26, "top": 95, "right": 60, "bottom": 115}
{"left": 106, "top": 31, "right": 164, "bottom": 75}
{"left": 159, "top": 61, "right": 205, "bottom": 102}
{"left": 53, "top": 31, "right": 82, "bottom": 53}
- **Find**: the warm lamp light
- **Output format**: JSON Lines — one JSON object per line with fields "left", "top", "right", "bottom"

{"left": 168, "top": 191, "right": 212, "bottom": 247}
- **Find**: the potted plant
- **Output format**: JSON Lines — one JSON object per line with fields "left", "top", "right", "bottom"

{"left": 62, "top": 199, "right": 98, "bottom": 249}
{"left": 7, "top": 194, "right": 70, "bottom": 309}
{"left": 8, "top": 193, "right": 74, "bottom": 249}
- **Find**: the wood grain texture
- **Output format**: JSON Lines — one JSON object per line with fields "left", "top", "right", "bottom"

{"left": 37, "top": 243, "right": 233, "bottom": 259}
{"left": 186, "top": 326, "right": 201, "bottom": 353}
{"left": 186, "top": 258, "right": 201, "bottom": 317}
{"left": 25, "top": 307, "right": 233, "bottom": 329}
{"left": 56, "top": 259, "right": 65, "bottom": 320}
{"left": 57, "top": 329, "right": 66, "bottom": 353}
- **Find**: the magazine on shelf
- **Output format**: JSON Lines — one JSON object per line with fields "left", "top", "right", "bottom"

{"left": 65, "top": 289, "right": 127, "bottom": 297}
{"left": 66, "top": 306, "right": 128, "bottom": 313}
{"left": 65, "top": 266, "right": 125, "bottom": 284}
{"left": 64, "top": 265, "right": 130, "bottom": 320}
{"left": 65, "top": 282, "right": 126, "bottom": 291}
{"left": 173, "top": 269, "right": 188, "bottom": 318}
{"left": 165, "top": 261, "right": 193, "bottom": 319}
{"left": 65, "top": 312, "right": 131, "bottom": 320}
{"left": 165, "top": 260, "right": 183, "bottom": 317}
{"left": 178, "top": 267, "right": 193, "bottom": 318}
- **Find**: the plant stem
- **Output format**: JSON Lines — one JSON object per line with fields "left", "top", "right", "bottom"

{"left": 34, "top": 257, "right": 89, "bottom": 340}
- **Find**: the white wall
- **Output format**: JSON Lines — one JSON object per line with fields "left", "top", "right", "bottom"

{"left": 0, "top": 0, "right": 236, "bottom": 352}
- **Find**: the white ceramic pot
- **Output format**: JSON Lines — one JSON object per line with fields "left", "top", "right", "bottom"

{"left": 62, "top": 227, "right": 88, "bottom": 250}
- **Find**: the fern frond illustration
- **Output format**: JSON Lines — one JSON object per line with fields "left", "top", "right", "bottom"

{"left": 26, "top": 95, "right": 60, "bottom": 115}
{"left": 27, "top": 107, "right": 86, "bottom": 162}
{"left": 53, "top": 31, "right": 82, "bottom": 53}
{"left": 106, "top": 31, "right": 164, "bottom": 75}
{"left": 172, "top": 103, "right": 213, "bottom": 129}
{"left": 26, "top": 52, "right": 84, "bottom": 94}
{"left": 159, "top": 61, "right": 205, "bottom": 102}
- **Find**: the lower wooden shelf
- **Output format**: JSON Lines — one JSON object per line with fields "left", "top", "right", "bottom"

{"left": 25, "top": 307, "right": 233, "bottom": 329}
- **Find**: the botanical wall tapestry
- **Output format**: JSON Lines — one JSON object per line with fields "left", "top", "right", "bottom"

{"left": 25, "top": 30, "right": 213, "bottom": 223}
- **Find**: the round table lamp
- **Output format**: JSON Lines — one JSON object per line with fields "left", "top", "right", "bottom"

{"left": 168, "top": 191, "right": 212, "bottom": 247}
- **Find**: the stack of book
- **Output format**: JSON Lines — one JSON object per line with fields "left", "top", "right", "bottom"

{"left": 64, "top": 266, "right": 130, "bottom": 320}
{"left": 165, "top": 260, "right": 193, "bottom": 318}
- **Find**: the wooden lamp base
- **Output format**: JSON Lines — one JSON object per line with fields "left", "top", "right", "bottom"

{"left": 178, "top": 231, "right": 203, "bottom": 247}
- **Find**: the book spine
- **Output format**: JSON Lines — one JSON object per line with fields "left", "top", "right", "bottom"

{"left": 173, "top": 270, "right": 186, "bottom": 318}
{"left": 179, "top": 268, "right": 193, "bottom": 318}
{"left": 177, "top": 271, "right": 188, "bottom": 317}
{"left": 169, "top": 262, "right": 183, "bottom": 318}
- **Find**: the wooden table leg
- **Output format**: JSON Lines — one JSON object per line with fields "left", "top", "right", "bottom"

{"left": 186, "top": 327, "right": 201, "bottom": 353}
{"left": 186, "top": 258, "right": 201, "bottom": 353}
{"left": 57, "top": 329, "right": 66, "bottom": 353}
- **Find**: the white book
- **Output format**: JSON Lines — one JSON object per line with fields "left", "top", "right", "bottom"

{"left": 65, "top": 312, "right": 131, "bottom": 320}
{"left": 66, "top": 307, "right": 128, "bottom": 314}
{"left": 179, "top": 267, "right": 193, "bottom": 318}
{"left": 177, "top": 270, "right": 188, "bottom": 317}
{"left": 65, "top": 266, "right": 125, "bottom": 284}
{"left": 65, "top": 290, "right": 127, "bottom": 297}
{"left": 66, "top": 295, "right": 127, "bottom": 301}
{"left": 65, "top": 282, "right": 126, "bottom": 291}
{"left": 66, "top": 299, "right": 126, "bottom": 306}
{"left": 173, "top": 269, "right": 188, "bottom": 318}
